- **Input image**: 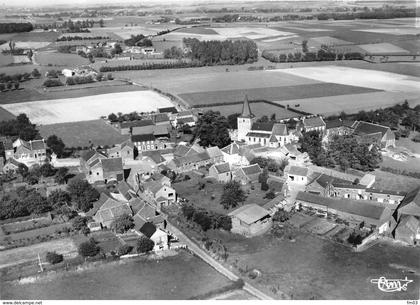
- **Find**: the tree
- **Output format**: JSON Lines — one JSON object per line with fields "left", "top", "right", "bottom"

{"left": 110, "top": 214, "right": 134, "bottom": 233}
{"left": 78, "top": 239, "right": 101, "bottom": 257}
{"left": 46, "top": 251, "right": 64, "bottom": 264}
{"left": 264, "top": 191, "right": 276, "bottom": 199}
{"left": 13, "top": 82, "right": 19, "bottom": 90}
{"left": 194, "top": 111, "right": 231, "bottom": 148}
{"left": 272, "top": 209, "right": 290, "bottom": 222}
{"left": 251, "top": 157, "right": 269, "bottom": 169}
{"left": 227, "top": 113, "right": 240, "bottom": 129}
{"left": 117, "top": 244, "right": 133, "bottom": 256}
{"left": 48, "top": 189, "right": 71, "bottom": 211}
{"left": 108, "top": 113, "right": 118, "bottom": 122}
{"left": 54, "top": 167, "right": 69, "bottom": 184}
{"left": 16, "top": 163, "right": 29, "bottom": 178}
{"left": 261, "top": 181, "right": 269, "bottom": 191}
{"left": 67, "top": 179, "right": 100, "bottom": 211}
{"left": 347, "top": 231, "right": 363, "bottom": 246}
{"left": 72, "top": 215, "right": 89, "bottom": 231}
{"left": 98, "top": 19, "right": 104, "bottom": 27}
{"left": 302, "top": 40, "right": 308, "bottom": 53}
{"left": 217, "top": 215, "right": 232, "bottom": 231}
{"left": 40, "top": 162, "right": 57, "bottom": 177}
{"left": 220, "top": 181, "right": 246, "bottom": 209}
{"left": 46, "top": 135, "right": 66, "bottom": 157}
{"left": 298, "top": 130, "right": 326, "bottom": 166}
{"left": 136, "top": 236, "right": 154, "bottom": 253}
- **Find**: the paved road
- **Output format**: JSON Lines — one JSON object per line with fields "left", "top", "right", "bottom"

{"left": 165, "top": 221, "right": 274, "bottom": 300}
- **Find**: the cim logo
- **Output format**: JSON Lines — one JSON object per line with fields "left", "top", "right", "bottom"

{"left": 370, "top": 276, "right": 413, "bottom": 293}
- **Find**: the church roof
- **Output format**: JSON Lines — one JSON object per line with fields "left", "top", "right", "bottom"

{"left": 239, "top": 95, "right": 254, "bottom": 118}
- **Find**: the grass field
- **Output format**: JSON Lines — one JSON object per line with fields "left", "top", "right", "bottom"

{"left": 357, "top": 43, "right": 410, "bottom": 54}
{"left": 372, "top": 170, "right": 420, "bottom": 193}
{"left": 35, "top": 51, "right": 90, "bottom": 67}
{"left": 179, "top": 83, "right": 378, "bottom": 106}
{"left": 39, "top": 119, "right": 129, "bottom": 147}
{"left": 209, "top": 230, "right": 420, "bottom": 300}
{"left": 380, "top": 155, "right": 420, "bottom": 172}
{"left": 1, "top": 250, "right": 233, "bottom": 300}
{"left": 0, "top": 238, "right": 77, "bottom": 269}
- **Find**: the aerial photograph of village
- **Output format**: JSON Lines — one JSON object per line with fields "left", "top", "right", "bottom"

{"left": 0, "top": 0, "right": 419, "bottom": 302}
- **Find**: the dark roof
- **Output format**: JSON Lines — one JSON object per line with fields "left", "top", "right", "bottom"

{"left": 82, "top": 150, "right": 97, "bottom": 162}
{"left": 177, "top": 117, "right": 195, "bottom": 124}
{"left": 117, "top": 181, "right": 134, "bottom": 201}
{"left": 296, "top": 191, "right": 389, "bottom": 221}
{"left": 120, "top": 120, "right": 154, "bottom": 129}
{"left": 325, "top": 119, "right": 355, "bottom": 130}
{"left": 221, "top": 143, "right": 241, "bottom": 155}
{"left": 30, "top": 140, "right": 46, "bottom": 150}
{"left": 101, "top": 158, "right": 123, "bottom": 173}
{"left": 315, "top": 174, "right": 354, "bottom": 188}
{"left": 152, "top": 113, "right": 170, "bottom": 123}
{"left": 159, "top": 107, "right": 178, "bottom": 114}
{"left": 139, "top": 222, "right": 157, "bottom": 238}
{"left": 288, "top": 166, "right": 308, "bottom": 177}
{"left": 272, "top": 123, "right": 288, "bottom": 136}
{"left": 353, "top": 121, "right": 390, "bottom": 137}
{"left": 398, "top": 187, "right": 420, "bottom": 210}
{"left": 241, "top": 164, "right": 262, "bottom": 176}
{"left": 246, "top": 132, "right": 271, "bottom": 138}
{"left": 214, "top": 162, "right": 230, "bottom": 173}
{"left": 239, "top": 95, "right": 254, "bottom": 118}
{"left": 174, "top": 144, "right": 190, "bottom": 157}
{"left": 251, "top": 122, "right": 274, "bottom": 132}
{"left": 142, "top": 151, "right": 165, "bottom": 163}
{"left": 366, "top": 188, "right": 406, "bottom": 196}
{"left": 131, "top": 134, "right": 156, "bottom": 142}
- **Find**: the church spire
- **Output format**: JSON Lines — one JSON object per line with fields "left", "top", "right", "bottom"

{"left": 240, "top": 94, "right": 254, "bottom": 118}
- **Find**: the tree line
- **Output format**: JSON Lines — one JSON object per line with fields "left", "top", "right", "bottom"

{"left": 0, "top": 113, "right": 39, "bottom": 142}
{"left": 124, "top": 34, "right": 153, "bottom": 47}
{"left": 184, "top": 38, "right": 258, "bottom": 65}
{"left": 0, "top": 22, "right": 33, "bottom": 34}
{"left": 262, "top": 49, "right": 364, "bottom": 63}
{"left": 99, "top": 60, "right": 203, "bottom": 72}
{"left": 316, "top": 7, "right": 415, "bottom": 20}
{"left": 181, "top": 204, "right": 232, "bottom": 232}
{"left": 56, "top": 35, "right": 109, "bottom": 41}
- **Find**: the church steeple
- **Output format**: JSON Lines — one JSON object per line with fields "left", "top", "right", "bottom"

{"left": 240, "top": 95, "right": 254, "bottom": 118}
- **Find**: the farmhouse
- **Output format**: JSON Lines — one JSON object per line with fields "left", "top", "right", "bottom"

{"left": 228, "top": 204, "right": 272, "bottom": 237}
{"left": 81, "top": 151, "right": 124, "bottom": 183}
{"left": 301, "top": 116, "right": 326, "bottom": 133}
{"left": 286, "top": 165, "right": 309, "bottom": 185}
{"left": 352, "top": 121, "right": 395, "bottom": 148}
{"left": 233, "top": 164, "right": 262, "bottom": 185}
{"left": 396, "top": 187, "right": 420, "bottom": 219}
{"left": 87, "top": 193, "right": 132, "bottom": 229}
{"left": 167, "top": 151, "right": 212, "bottom": 173}
{"left": 131, "top": 134, "right": 172, "bottom": 152}
{"left": 295, "top": 191, "right": 394, "bottom": 233}
{"left": 12, "top": 138, "right": 47, "bottom": 166}
{"left": 237, "top": 96, "right": 290, "bottom": 147}
{"left": 394, "top": 215, "right": 419, "bottom": 245}
{"left": 280, "top": 143, "right": 309, "bottom": 164}
{"left": 209, "top": 162, "right": 232, "bottom": 183}
{"left": 142, "top": 180, "right": 176, "bottom": 208}
{"left": 138, "top": 222, "right": 169, "bottom": 251}
{"left": 323, "top": 119, "right": 354, "bottom": 143}
{"left": 107, "top": 140, "right": 134, "bottom": 161}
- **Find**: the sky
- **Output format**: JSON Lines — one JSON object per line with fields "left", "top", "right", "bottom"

{"left": 2, "top": 0, "right": 343, "bottom": 8}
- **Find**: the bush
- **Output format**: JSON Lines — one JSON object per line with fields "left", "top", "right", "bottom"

{"left": 117, "top": 244, "right": 133, "bottom": 256}
{"left": 264, "top": 191, "right": 276, "bottom": 199}
{"left": 136, "top": 236, "right": 154, "bottom": 253}
{"left": 272, "top": 209, "right": 290, "bottom": 222}
{"left": 347, "top": 231, "right": 363, "bottom": 246}
{"left": 46, "top": 251, "right": 64, "bottom": 264}
{"left": 43, "top": 79, "right": 63, "bottom": 87}
{"left": 78, "top": 239, "right": 101, "bottom": 257}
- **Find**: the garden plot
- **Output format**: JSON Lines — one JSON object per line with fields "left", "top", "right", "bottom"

{"left": 3, "top": 90, "right": 174, "bottom": 125}
{"left": 357, "top": 43, "right": 410, "bottom": 54}
{"left": 278, "top": 66, "right": 420, "bottom": 93}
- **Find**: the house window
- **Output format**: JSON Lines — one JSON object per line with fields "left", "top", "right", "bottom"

{"left": 96, "top": 172, "right": 99, "bottom": 175}
{"left": 168, "top": 193, "right": 173, "bottom": 197}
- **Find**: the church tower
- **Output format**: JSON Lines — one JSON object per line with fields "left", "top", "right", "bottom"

{"left": 237, "top": 95, "right": 255, "bottom": 142}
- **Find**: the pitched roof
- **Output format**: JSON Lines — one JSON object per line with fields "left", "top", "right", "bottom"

{"left": 214, "top": 162, "right": 230, "bottom": 174}
{"left": 143, "top": 180, "right": 164, "bottom": 195}
{"left": 174, "top": 144, "right": 190, "bottom": 157}
{"left": 398, "top": 187, "right": 420, "bottom": 212}
{"left": 325, "top": 119, "right": 355, "bottom": 130}
{"left": 139, "top": 222, "right": 157, "bottom": 238}
{"left": 120, "top": 120, "right": 154, "bottom": 129}
{"left": 158, "top": 107, "right": 178, "bottom": 114}
{"left": 82, "top": 150, "right": 107, "bottom": 162}
{"left": 117, "top": 181, "right": 135, "bottom": 201}
{"left": 30, "top": 140, "right": 46, "bottom": 150}
{"left": 246, "top": 132, "right": 271, "bottom": 138}
{"left": 221, "top": 142, "right": 241, "bottom": 155}
{"left": 352, "top": 121, "right": 390, "bottom": 137}
{"left": 142, "top": 150, "right": 165, "bottom": 164}
{"left": 153, "top": 124, "right": 170, "bottom": 136}
{"left": 177, "top": 117, "right": 195, "bottom": 124}
{"left": 206, "top": 146, "right": 223, "bottom": 159}
{"left": 152, "top": 113, "right": 170, "bottom": 123}
{"left": 315, "top": 174, "right": 354, "bottom": 188}
{"left": 296, "top": 191, "right": 390, "bottom": 221}
{"left": 5, "top": 158, "right": 22, "bottom": 167}
{"left": 131, "top": 134, "right": 156, "bottom": 143}
{"left": 272, "top": 123, "right": 287, "bottom": 136}
{"left": 240, "top": 95, "right": 254, "bottom": 118}
{"left": 178, "top": 110, "right": 193, "bottom": 117}
{"left": 228, "top": 204, "right": 270, "bottom": 225}
{"left": 241, "top": 164, "right": 262, "bottom": 176}
{"left": 288, "top": 166, "right": 308, "bottom": 177}
{"left": 269, "top": 134, "right": 278, "bottom": 143}
{"left": 101, "top": 157, "right": 123, "bottom": 173}
{"left": 303, "top": 116, "right": 326, "bottom": 128}
{"left": 251, "top": 122, "right": 274, "bottom": 132}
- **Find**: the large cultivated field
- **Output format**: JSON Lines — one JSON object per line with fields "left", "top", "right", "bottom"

{"left": 179, "top": 83, "right": 378, "bottom": 106}
{"left": 2, "top": 90, "right": 174, "bottom": 125}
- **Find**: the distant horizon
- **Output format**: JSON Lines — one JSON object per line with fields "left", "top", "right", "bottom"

{"left": 0, "top": 0, "right": 402, "bottom": 9}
